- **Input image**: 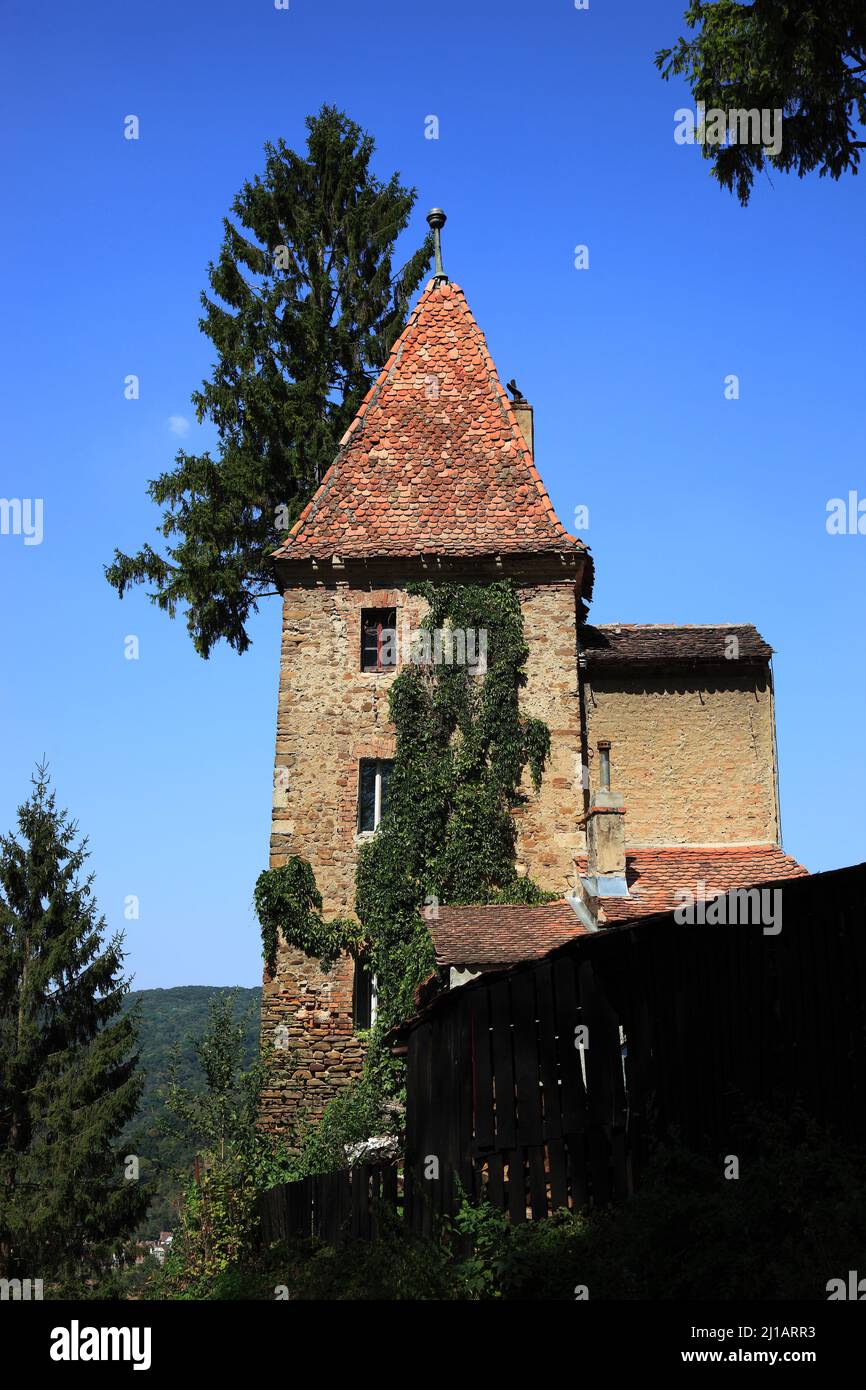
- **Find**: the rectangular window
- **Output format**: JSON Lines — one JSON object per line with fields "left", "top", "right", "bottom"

{"left": 352, "top": 956, "right": 377, "bottom": 1030}
{"left": 357, "top": 759, "right": 392, "bottom": 833}
{"left": 361, "top": 607, "right": 397, "bottom": 672}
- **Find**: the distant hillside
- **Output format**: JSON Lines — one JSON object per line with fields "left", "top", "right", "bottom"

{"left": 121, "top": 986, "right": 261, "bottom": 1238}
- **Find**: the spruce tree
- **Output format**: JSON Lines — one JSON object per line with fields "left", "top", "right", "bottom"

{"left": 106, "top": 105, "right": 433, "bottom": 657}
{"left": 0, "top": 765, "right": 146, "bottom": 1281}
{"left": 657, "top": 1, "right": 866, "bottom": 205}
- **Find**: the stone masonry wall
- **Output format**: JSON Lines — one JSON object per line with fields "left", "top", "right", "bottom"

{"left": 259, "top": 581, "right": 417, "bottom": 1134}
{"left": 584, "top": 670, "right": 779, "bottom": 846}
{"left": 512, "top": 583, "right": 584, "bottom": 891}
{"left": 259, "top": 576, "right": 584, "bottom": 1133}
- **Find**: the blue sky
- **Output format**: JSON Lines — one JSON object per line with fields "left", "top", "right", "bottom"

{"left": 1, "top": 0, "right": 863, "bottom": 990}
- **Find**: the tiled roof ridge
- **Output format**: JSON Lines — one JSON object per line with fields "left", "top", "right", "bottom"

{"left": 571, "top": 844, "right": 808, "bottom": 869}
{"left": 598, "top": 622, "right": 763, "bottom": 632}
{"left": 428, "top": 846, "right": 809, "bottom": 965}
{"left": 436, "top": 900, "right": 572, "bottom": 911}
{"left": 628, "top": 842, "right": 790, "bottom": 854}
{"left": 582, "top": 621, "right": 774, "bottom": 665}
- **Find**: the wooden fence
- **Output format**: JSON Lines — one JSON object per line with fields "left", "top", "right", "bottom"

{"left": 404, "top": 861, "right": 866, "bottom": 1224}
{"left": 257, "top": 1164, "right": 402, "bottom": 1246}
{"left": 258, "top": 862, "right": 866, "bottom": 1245}
{"left": 402, "top": 949, "right": 632, "bottom": 1231}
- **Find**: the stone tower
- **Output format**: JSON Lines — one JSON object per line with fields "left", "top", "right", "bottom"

{"left": 259, "top": 271, "right": 594, "bottom": 1132}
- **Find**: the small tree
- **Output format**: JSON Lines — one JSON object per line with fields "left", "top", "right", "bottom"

{"left": 0, "top": 765, "right": 146, "bottom": 1281}
{"left": 156, "top": 992, "right": 293, "bottom": 1294}
{"left": 106, "top": 105, "right": 432, "bottom": 657}
{"left": 160, "top": 992, "right": 265, "bottom": 1167}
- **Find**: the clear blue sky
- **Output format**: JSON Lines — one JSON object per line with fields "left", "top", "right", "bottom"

{"left": 1, "top": 0, "right": 863, "bottom": 990}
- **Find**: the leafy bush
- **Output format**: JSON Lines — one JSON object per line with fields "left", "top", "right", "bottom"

{"left": 156, "top": 1161, "right": 260, "bottom": 1300}
{"left": 454, "top": 1109, "right": 866, "bottom": 1301}
{"left": 290, "top": 1075, "right": 394, "bottom": 1178}
{"left": 166, "top": 1108, "right": 866, "bottom": 1300}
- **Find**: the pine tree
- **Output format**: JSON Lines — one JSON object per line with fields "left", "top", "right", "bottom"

{"left": 106, "top": 105, "right": 433, "bottom": 657}
{"left": 0, "top": 765, "right": 147, "bottom": 1281}
{"left": 657, "top": 1, "right": 866, "bottom": 205}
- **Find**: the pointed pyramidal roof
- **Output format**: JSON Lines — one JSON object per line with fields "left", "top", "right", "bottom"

{"left": 273, "top": 279, "right": 590, "bottom": 579}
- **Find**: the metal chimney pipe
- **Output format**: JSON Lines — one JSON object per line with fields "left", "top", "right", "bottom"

{"left": 597, "top": 740, "right": 611, "bottom": 791}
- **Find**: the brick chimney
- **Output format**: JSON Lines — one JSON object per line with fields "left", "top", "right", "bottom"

{"left": 512, "top": 399, "right": 534, "bottom": 455}
{"left": 581, "top": 740, "right": 629, "bottom": 898}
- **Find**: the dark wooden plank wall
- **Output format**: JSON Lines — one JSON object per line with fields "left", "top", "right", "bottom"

{"left": 405, "top": 864, "right": 866, "bottom": 1223}
{"left": 257, "top": 866, "right": 866, "bottom": 1247}
{"left": 257, "top": 1163, "right": 412, "bottom": 1246}
{"left": 406, "top": 945, "right": 629, "bottom": 1222}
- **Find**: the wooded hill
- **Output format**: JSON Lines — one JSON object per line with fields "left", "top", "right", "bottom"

{"left": 121, "top": 986, "right": 261, "bottom": 1238}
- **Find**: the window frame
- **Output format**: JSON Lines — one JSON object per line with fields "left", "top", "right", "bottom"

{"left": 352, "top": 954, "right": 378, "bottom": 1031}
{"left": 357, "top": 758, "right": 393, "bottom": 834}
{"left": 360, "top": 607, "right": 397, "bottom": 673}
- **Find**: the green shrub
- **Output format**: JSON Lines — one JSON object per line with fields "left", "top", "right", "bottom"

{"left": 455, "top": 1109, "right": 866, "bottom": 1301}
{"left": 155, "top": 1106, "right": 866, "bottom": 1300}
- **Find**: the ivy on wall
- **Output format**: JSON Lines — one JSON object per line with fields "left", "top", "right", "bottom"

{"left": 253, "top": 857, "right": 361, "bottom": 978}
{"left": 355, "top": 578, "right": 555, "bottom": 1035}
{"left": 254, "top": 578, "right": 556, "bottom": 1159}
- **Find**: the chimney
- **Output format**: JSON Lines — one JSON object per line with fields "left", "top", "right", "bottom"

{"left": 512, "top": 399, "right": 534, "bottom": 456}
{"left": 582, "top": 740, "right": 629, "bottom": 898}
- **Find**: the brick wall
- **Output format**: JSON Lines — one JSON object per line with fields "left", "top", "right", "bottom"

{"left": 259, "top": 949, "right": 360, "bottom": 1137}
{"left": 260, "top": 581, "right": 418, "bottom": 1133}
{"left": 583, "top": 668, "right": 779, "bottom": 846}
{"left": 512, "top": 583, "right": 583, "bottom": 891}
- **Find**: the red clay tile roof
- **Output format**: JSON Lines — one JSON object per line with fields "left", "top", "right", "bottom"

{"left": 430, "top": 900, "right": 590, "bottom": 968}
{"left": 429, "top": 846, "right": 808, "bottom": 966}
{"left": 576, "top": 845, "right": 808, "bottom": 925}
{"left": 273, "top": 280, "right": 587, "bottom": 564}
{"left": 581, "top": 623, "right": 773, "bottom": 667}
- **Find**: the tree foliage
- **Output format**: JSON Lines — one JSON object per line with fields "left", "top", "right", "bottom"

{"left": 106, "top": 105, "right": 432, "bottom": 656}
{"left": 0, "top": 765, "right": 147, "bottom": 1279}
{"left": 120, "top": 985, "right": 261, "bottom": 1239}
{"left": 160, "top": 992, "right": 265, "bottom": 1166}
{"left": 253, "top": 858, "right": 361, "bottom": 979}
{"left": 154, "top": 992, "right": 294, "bottom": 1296}
{"left": 657, "top": 1, "right": 866, "bottom": 203}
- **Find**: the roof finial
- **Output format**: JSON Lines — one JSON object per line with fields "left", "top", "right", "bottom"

{"left": 426, "top": 208, "right": 448, "bottom": 283}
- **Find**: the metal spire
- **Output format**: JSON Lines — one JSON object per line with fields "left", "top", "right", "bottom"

{"left": 426, "top": 208, "right": 448, "bottom": 282}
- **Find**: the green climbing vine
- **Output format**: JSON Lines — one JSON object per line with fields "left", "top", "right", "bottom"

{"left": 254, "top": 578, "right": 556, "bottom": 1162}
{"left": 253, "top": 856, "right": 361, "bottom": 978}
{"left": 354, "top": 578, "right": 555, "bottom": 1036}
